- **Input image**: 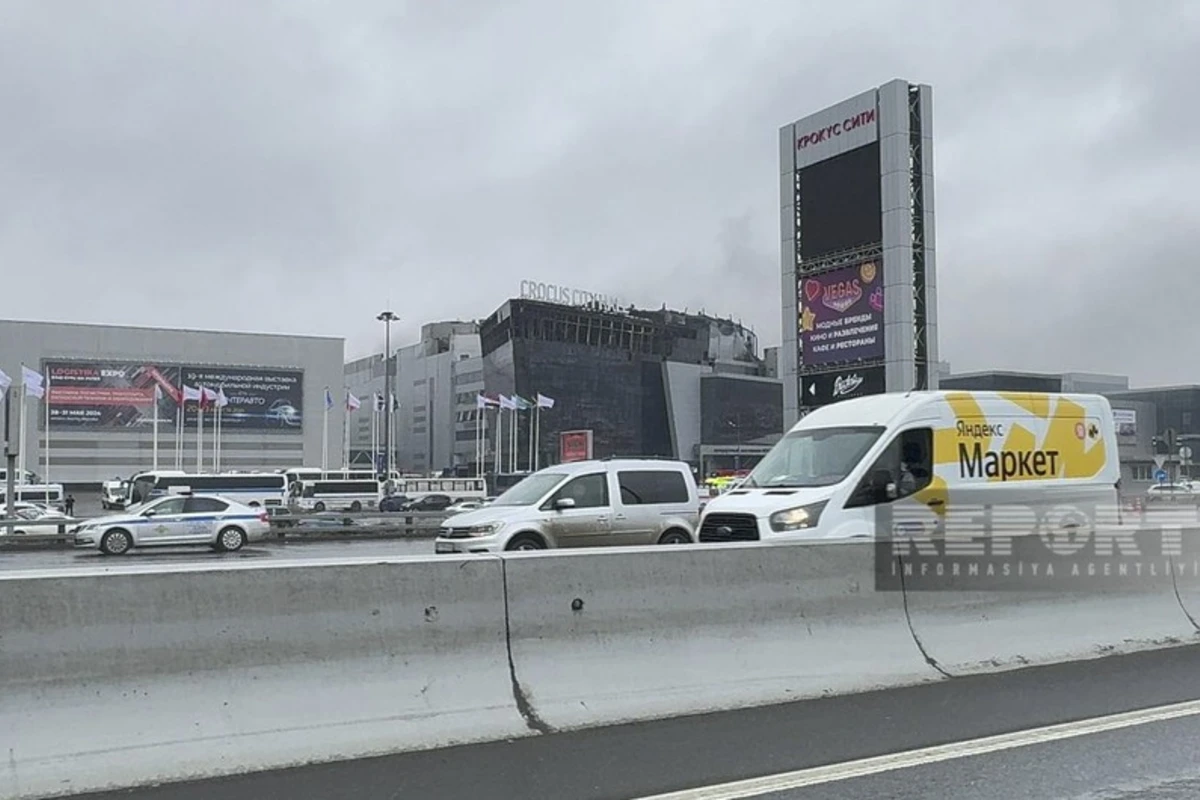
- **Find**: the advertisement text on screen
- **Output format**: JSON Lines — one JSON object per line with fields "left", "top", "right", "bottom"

{"left": 796, "top": 108, "right": 877, "bottom": 150}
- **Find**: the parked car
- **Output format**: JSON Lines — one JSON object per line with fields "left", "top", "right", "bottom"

{"left": 1, "top": 506, "right": 70, "bottom": 536}
{"left": 1146, "top": 483, "right": 1196, "bottom": 503}
{"left": 445, "top": 499, "right": 484, "bottom": 513}
{"left": 378, "top": 494, "right": 412, "bottom": 512}
{"left": 73, "top": 494, "right": 270, "bottom": 555}
{"left": 435, "top": 458, "right": 700, "bottom": 553}
{"left": 406, "top": 494, "right": 454, "bottom": 512}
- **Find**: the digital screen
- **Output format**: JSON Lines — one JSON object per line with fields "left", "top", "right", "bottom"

{"left": 700, "top": 377, "right": 784, "bottom": 445}
{"left": 797, "top": 141, "right": 883, "bottom": 260}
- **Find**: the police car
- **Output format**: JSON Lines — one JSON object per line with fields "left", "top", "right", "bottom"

{"left": 73, "top": 493, "right": 271, "bottom": 555}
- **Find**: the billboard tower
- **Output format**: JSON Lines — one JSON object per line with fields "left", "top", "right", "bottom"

{"left": 779, "top": 79, "right": 938, "bottom": 422}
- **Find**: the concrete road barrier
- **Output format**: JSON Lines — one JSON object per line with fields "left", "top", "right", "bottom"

{"left": 502, "top": 541, "right": 935, "bottom": 731}
{"left": 898, "top": 531, "right": 1200, "bottom": 677}
{"left": 8, "top": 529, "right": 1200, "bottom": 797}
{"left": 0, "top": 557, "right": 527, "bottom": 799}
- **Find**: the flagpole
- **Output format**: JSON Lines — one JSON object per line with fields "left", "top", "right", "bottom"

{"left": 509, "top": 407, "right": 516, "bottom": 474}
{"left": 152, "top": 388, "right": 159, "bottom": 471}
{"left": 493, "top": 407, "right": 501, "bottom": 475}
{"left": 44, "top": 374, "right": 51, "bottom": 490}
{"left": 176, "top": 394, "right": 183, "bottom": 470}
{"left": 17, "top": 373, "right": 25, "bottom": 486}
{"left": 343, "top": 394, "right": 350, "bottom": 471}
{"left": 527, "top": 405, "right": 534, "bottom": 473}
{"left": 322, "top": 388, "right": 329, "bottom": 472}
{"left": 196, "top": 391, "right": 204, "bottom": 474}
{"left": 370, "top": 399, "right": 377, "bottom": 475}
{"left": 533, "top": 405, "right": 540, "bottom": 472}
{"left": 391, "top": 395, "right": 399, "bottom": 475}
{"left": 215, "top": 397, "right": 222, "bottom": 472}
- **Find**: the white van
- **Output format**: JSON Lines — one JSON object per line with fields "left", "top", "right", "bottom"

{"left": 698, "top": 390, "right": 1121, "bottom": 542}
{"left": 434, "top": 458, "right": 700, "bottom": 553}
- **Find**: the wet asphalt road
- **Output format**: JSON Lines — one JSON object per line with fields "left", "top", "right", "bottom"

{"left": 68, "top": 644, "right": 1200, "bottom": 800}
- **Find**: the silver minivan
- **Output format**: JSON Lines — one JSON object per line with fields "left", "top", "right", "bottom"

{"left": 434, "top": 458, "right": 700, "bottom": 553}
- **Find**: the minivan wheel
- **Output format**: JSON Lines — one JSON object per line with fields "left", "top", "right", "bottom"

{"left": 350, "top": 501, "right": 362, "bottom": 512}
{"left": 216, "top": 527, "right": 247, "bottom": 552}
{"left": 100, "top": 529, "right": 132, "bottom": 556}
{"left": 313, "top": 501, "right": 326, "bottom": 512}
{"left": 658, "top": 529, "right": 692, "bottom": 545}
{"left": 505, "top": 533, "right": 546, "bottom": 552}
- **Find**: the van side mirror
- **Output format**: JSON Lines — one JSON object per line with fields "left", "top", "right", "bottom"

{"left": 553, "top": 497, "right": 576, "bottom": 511}
{"left": 871, "top": 469, "right": 898, "bottom": 501}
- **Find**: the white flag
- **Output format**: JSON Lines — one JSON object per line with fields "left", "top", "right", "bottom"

{"left": 0, "top": 369, "right": 11, "bottom": 393}
{"left": 536, "top": 393, "right": 556, "bottom": 409}
{"left": 22, "top": 366, "right": 45, "bottom": 399}
{"left": 216, "top": 387, "right": 229, "bottom": 408}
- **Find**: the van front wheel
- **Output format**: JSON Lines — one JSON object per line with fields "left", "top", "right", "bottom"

{"left": 505, "top": 533, "right": 546, "bottom": 551}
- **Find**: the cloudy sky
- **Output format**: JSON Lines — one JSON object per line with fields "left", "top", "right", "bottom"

{"left": 2, "top": 1, "right": 1197, "bottom": 386}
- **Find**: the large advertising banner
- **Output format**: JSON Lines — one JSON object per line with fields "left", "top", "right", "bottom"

{"left": 44, "top": 361, "right": 181, "bottom": 428}
{"left": 42, "top": 360, "right": 303, "bottom": 431}
{"left": 180, "top": 366, "right": 304, "bottom": 430}
{"left": 798, "top": 259, "right": 884, "bottom": 367}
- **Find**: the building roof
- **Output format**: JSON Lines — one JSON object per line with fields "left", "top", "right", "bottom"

{"left": 0, "top": 317, "right": 342, "bottom": 341}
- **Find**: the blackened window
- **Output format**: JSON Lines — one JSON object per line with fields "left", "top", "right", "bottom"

{"left": 798, "top": 142, "right": 882, "bottom": 260}
{"left": 617, "top": 470, "right": 690, "bottom": 505}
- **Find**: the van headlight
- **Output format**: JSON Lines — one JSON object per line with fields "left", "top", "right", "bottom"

{"left": 769, "top": 501, "right": 828, "bottom": 532}
{"left": 461, "top": 523, "right": 503, "bottom": 538}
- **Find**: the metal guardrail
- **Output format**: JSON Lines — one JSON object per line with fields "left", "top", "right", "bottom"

{"left": 0, "top": 517, "right": 82, "bottom": 545}
{"left": 267, "top": 510, "right": 452, "bottom": 537}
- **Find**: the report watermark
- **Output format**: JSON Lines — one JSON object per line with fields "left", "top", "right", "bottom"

{"left": 872, "top": 503, "right": 1200, "bottom": 591}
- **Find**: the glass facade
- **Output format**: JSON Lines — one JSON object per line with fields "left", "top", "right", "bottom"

{"left": 480, "top": 300, "right": 778, "bottom": 468}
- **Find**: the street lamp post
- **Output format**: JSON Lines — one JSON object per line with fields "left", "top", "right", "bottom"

{"left": 377, "top": 311, "right": 398, "bottom": 478}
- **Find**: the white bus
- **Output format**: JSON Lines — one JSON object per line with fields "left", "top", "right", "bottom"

{"left": 391, "top": 476, "right": 487, "bottom": 503}
{"left": 0, "top": 469, "right": 43, "bottom": 484}
{"left": 282, "top": 468, "right": 400, "bottom": 488}
{"left": 128, "top": 471, "right": 288, "bottom": 508}
{"left": 289, "top": 479, "right": 381, "bottom": 512}
{"left": 0, "top": 483, "right": 65, "bottom": 511}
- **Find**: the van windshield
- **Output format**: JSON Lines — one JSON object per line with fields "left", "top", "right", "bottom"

{"left": 491, "top": 473, "right": 567, "bottom": 506}
{"left": 744, "top": 426, "right": 884, "bottom": 488}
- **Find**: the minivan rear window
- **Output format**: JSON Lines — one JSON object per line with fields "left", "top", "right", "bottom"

{"left": 618, "top": 470, "right": 690, "bottom": 505}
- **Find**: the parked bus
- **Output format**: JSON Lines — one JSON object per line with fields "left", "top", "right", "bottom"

{"left": 282, "top": 468, "right": 401, "bottom": 488}
{"left": 391, "top": 476, "right": 487, "bottom": 503}
{"left": 0, "top": 483, "right": 65, "bottom": 511}
{"left": 289, "top": 478, "right": 381, "bottom": 512}
{"left": 127, "top": 471, "right": 288, "bottom": 507}
{"left": 0, "top": 469, "right": 44, "bottom": 484}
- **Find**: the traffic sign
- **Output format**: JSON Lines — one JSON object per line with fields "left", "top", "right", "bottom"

{"left": 1155, "top": 469, "right": 1169, "bottom": 484}
{"left": 1154, "top": 455, "right": 1167, "bottom": 469}
{"left": 1180, "top": 446, "right": 1194, "bottom": 461}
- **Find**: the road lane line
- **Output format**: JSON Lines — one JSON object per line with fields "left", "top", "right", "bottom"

{"left": 632, "top": 698, "right": 1200, "bottom": 800}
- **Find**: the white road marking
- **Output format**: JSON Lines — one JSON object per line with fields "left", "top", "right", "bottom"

{"left": 633, "top": 698, "right": 1200, "bottom": 800}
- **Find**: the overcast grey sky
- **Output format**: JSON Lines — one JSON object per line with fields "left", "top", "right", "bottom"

{"left": 2, "top": 1, "right": 1197, "bottom": 386}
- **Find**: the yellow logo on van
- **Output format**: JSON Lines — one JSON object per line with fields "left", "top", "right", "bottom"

{"left": 933, "top": 392, "right": 1106, "bottom": 483}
